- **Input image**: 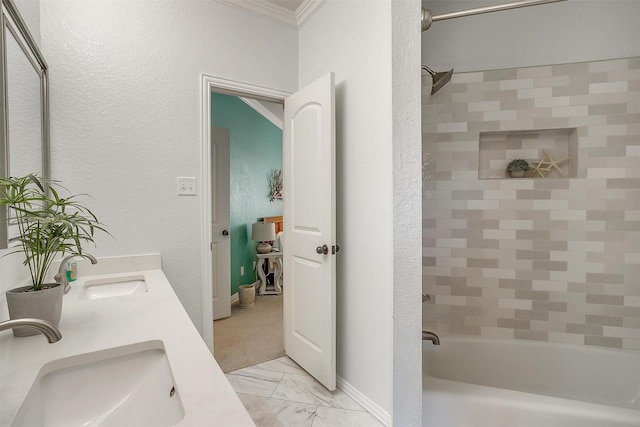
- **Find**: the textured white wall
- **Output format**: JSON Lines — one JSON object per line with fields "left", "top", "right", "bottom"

{"left": 39, "top": 0, "right": 297, "bottom": 332}
{"left": 391, "top": 2, "right": 423, "bottom": 426}
{"left": 422, "top": 0, "right": 640, "bottom": 72}
{"left": 299, "top": 1, "right": 422, "bottom": 423}
{"left": 299, "top": 0, "right": 394, "bottom": 417}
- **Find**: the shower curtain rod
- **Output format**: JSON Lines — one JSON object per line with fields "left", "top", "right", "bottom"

{"left": 422, "top": 0, "right": 567, "bottom": 31}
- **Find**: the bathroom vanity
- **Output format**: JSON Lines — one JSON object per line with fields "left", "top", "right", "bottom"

{"left": 0, "top": 254, "right": 255, "bottom": 426}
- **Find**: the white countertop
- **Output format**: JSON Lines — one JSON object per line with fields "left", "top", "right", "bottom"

{"left": 0, "top": 254, "right": 255, "bottom": 426}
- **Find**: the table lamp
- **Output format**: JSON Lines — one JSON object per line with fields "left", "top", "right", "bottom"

{"left": 252, "top": 222, "right": 276, "bottom": 254}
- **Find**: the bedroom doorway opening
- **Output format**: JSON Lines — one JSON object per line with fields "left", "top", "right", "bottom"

{"left": 210, "top": 91, "right": 285, "bottom": 372}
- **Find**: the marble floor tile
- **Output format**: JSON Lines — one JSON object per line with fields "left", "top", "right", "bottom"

{"left": 311, "top": 406, "right": 386, "bottom": 427}
{"left": 228, "top": 357, "right": 383, "bottom": 427}
{"left": 238, "top": 393, "right": 318, "bottom": 427}
{"left": 226, "top": 366, "right": 284, "bottom": 397}
{"left": 272, "top": 373, "right": 364, "bottom": 411}
{"left": 236, "top": 394, "right": 283, "bottom": 427}
{"left": 254, "top": 356, "right": 307, "bottom": 375}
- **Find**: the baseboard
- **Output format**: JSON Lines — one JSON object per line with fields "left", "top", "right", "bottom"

{"left": 336, "top": 376, "right": 391, "bottom": 426}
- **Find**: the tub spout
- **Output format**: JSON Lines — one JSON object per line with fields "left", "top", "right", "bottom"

{"left": 422, "top": 330, "right": 440, "bottom": 345}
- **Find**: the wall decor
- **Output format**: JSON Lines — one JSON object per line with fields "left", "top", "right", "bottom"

{"left": 528, "top": 150, "right": 570, "bottom": 178}
{"left": 268, "top": 169, "right": 282, "bottom": 202}
{"left": 528, "top": 158, "right": 551, "bottom": 178}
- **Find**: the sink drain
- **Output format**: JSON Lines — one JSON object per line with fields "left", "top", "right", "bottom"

{"left": 169, "top": 386, "right": 176, "bottom": 397}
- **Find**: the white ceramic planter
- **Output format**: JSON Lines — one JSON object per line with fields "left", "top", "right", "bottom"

{"left": 5, "top": 283, "right": 64, "bottom": 337}
{"left": 238, "top": 285, "right": 255, "bottom": 308}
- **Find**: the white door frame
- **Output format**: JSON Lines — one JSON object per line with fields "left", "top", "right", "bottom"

{"left": 200, "top": 74, "right": 291, "bottom": 351}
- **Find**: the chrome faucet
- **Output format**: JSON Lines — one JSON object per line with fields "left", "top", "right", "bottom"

{"left": 54, "top": 253, "right": 98, "bottom": 294}
{"left": 422, "top": 330, "right": 440, "bottom": 345}
{"left": 0, "top": 318, "right": 62, "bottom": 343}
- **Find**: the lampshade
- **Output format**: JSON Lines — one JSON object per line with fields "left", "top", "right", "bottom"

{"left": 252, "top": 222, "right": 276, "bottom": 242}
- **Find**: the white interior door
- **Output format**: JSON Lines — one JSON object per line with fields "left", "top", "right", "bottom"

{"left": 283, "top": 73, "right": 336, "bottom": 391}
{"left": 212, "top": 126, "right": 231, "bottom": 320}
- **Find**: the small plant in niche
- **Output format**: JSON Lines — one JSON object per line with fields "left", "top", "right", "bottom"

{"left": 506, "top": 159, "right": 530, "bottom": 178}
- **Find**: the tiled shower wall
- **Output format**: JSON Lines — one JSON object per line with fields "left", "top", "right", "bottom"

{"left": 422, "top": 57, "right": 640, "bottom": 350}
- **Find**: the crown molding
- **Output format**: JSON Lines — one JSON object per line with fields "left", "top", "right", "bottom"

{"left": 216, "top": 0, "right": 325, "bottom": 29}
{"left": 296, "top": 0, "right": 326, "bottom": 28}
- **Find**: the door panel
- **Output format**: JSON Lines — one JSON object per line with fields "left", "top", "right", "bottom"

{"left": 291, "top": 104, "right": 323, "bottom": 228}
{"left": 284, "top": 73, "right": 336, "bottom": 391}
{"left": 291, "top": 256, "right": 323, "bottom": 349}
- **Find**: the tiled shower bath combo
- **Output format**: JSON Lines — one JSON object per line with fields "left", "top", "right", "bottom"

{"left": 420, "top": 56, "right": 639, "bottom": 426}
{"left": 422, "top": 57, "right": 639, "bottom": 350}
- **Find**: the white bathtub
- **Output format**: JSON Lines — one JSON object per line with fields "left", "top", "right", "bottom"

{"left": 422, "top": 336, "right": 640, "bottom": 427}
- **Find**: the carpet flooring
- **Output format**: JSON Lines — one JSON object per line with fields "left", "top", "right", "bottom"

{"left": 213, "top": 293, "right": 285, "bottom": 373}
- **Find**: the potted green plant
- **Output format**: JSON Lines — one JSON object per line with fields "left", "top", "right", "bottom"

{"left": 506, "top": 159, "right": 530, "bottom": 178}
{"left": 0, "top": 174, "right": 108, "bottom": 336}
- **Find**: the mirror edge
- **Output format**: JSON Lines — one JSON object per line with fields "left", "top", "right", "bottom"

{"left": 0, "top": 0, "right": 49, "bottom": 249}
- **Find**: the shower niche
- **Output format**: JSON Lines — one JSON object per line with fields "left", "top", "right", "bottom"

{"left": 478, "top": 128, "right": 578, "bottom": 180}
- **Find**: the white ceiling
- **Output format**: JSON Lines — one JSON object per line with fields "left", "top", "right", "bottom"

{"left": 216, "top": 0, "right": 325, "bottom": 28}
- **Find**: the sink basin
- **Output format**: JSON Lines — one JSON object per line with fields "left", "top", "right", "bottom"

{"left": 79, "top": 275, "right": 148, "bottom": 300}
{"left": 11, "top": 341, "right": 184, "bottom": 427}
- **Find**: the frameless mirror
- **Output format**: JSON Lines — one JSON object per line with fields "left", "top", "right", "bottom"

{"left": 0, "top": 0, "right": 49, "bottom": 248}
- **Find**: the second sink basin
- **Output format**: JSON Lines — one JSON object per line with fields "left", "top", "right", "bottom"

{"left": 11, "top": 340, "right": 184, "bottom": 427}
{"left": 79, "top": 275, "right": 148, "bottom": 300}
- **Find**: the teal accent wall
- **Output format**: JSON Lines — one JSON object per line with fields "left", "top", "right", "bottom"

{"left": 211, "top": 93, "right": 282, "bottom": 295}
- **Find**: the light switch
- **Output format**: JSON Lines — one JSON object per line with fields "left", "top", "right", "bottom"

{"left": 177, "top": 177, "right": 197, "bottom": 196}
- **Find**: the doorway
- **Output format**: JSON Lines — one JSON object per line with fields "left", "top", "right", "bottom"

{"left": 199, "top": 75, "right": 290, "bottom": 353}
{"left": 210, "top": 92, "right": 285, "bottom": 372}
{"left": 201, "top": 72, "right": 337, "bottom": 391}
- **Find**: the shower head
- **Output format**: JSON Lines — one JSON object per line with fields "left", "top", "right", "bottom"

{"left": 421, "top": 65, "right": 454, "bottom": 95}
{"left": 421, "top": 8, "right": 433, "bottom": 31}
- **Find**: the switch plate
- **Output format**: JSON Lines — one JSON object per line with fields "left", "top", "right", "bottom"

{"left": 240, "top": 266, "right": 245, "bottom": 276}
{"left": 177, "top": 177, "right": 196, "bottom": 196}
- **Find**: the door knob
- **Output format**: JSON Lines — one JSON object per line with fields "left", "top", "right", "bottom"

{"left": 316, "top": 245, "right": 329, "bottom": 255}
{"left": 222, "top": 230, "right": 229, "bottom": 236}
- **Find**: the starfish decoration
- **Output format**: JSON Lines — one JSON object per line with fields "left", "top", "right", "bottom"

{"left": 528, "top": 159, "right": 551, "bottom": 178}
{"left": 541, "top": 150, "right": 570, "bottom": 177}
{"left": 527, "top": 151, "right": 570, "bottom": 178}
